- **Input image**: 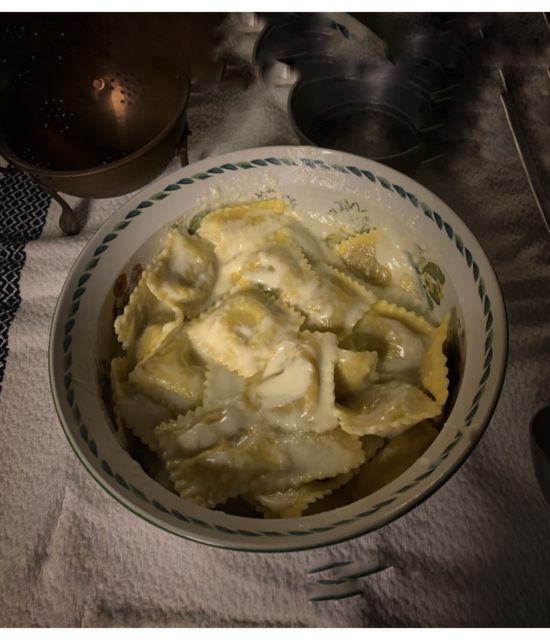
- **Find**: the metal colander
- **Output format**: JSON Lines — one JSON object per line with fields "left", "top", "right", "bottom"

{"left": 0, "top": 13, "right": 221, "bottom": 234}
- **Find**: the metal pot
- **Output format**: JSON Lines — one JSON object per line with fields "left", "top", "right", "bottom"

{"left": 288, "top": 64, "right": 446, "bottom": 175}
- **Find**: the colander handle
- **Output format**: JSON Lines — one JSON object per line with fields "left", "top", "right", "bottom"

{"left": 44, "top": 187, "right": 82, "bottom": 236}
{"left": 30, "top": 178, "right": 82, "bottom": 236}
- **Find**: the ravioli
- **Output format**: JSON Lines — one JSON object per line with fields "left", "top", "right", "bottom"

{"left": 349, "top": 313, "right": 430, "bottom": 383}
{"left": 334, "top": 348, "right": 379, "bottom": 398}
{"left": 337, "top": 229, "right": 430, "bottom": 313}
{"left": 154, "top": 408, "right": 364, "bottom": 507}
{"left": 228, "top": 232, "right": 376, "bottom": 334}
{"left": 114, "top": 274, "right": 180, "bottom": 365}
{"left": 249, "top": 472, "right": 354, "bottom": 518}
{"left": 343, "top": 421, "right": 438, "bottom": 500}
{"left": 110, "top": 356, "right": 173, "bottom": 451}
{"left": 197, "top": 199, "right": 290, "bottom": 262}
{"left": 346, "top": 300, "right": 448, "bottom": 393}
{"left": 110, "top": 197, "right": 453, "bottom": 517}
{"left": 335, "top": 231, "right": 392, "bottom": 286}
{"left": 272, "top": 224, "right": 345, "bottom": 267}
{"left": 336, "top": 380, "right": 441, "bottom": 438}
{"left": 186, "top": 289, "right": 304, "bottom": 378}
{"left": 145, "top": 225, "right": 217, "bottom": 318}
{"left": 246, "top": 331, "right": 339, "bottom": 433}
{"left": 236, "top": 238, "right": 314, "bottom": 302}
{"left": 129, "top": 326, "right": 205, "bottom": 414}
{"left": 306, "top": 265, "right": 377, "bottom": 334}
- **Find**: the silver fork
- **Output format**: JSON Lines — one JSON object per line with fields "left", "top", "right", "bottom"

{"left": 499, "top": 67, "right": 550, "bottom": 236}
{"left": 477, "top": 23, "right": 550, "bottom": 236}
{"left": 306, "top": 559, "right": 390, "bottom": 602}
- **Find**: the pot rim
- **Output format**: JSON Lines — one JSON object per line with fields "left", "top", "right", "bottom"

{"left": 287, "top": 78, "right": 424, "bottom": 162}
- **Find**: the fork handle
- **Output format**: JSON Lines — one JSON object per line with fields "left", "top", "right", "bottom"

{"left": 500, "top": 72, "right": 550, "bottom": 235}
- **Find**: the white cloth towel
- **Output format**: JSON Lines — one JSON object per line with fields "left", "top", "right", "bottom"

{"left": 1, "top": 17, "right": 550, "bottom": 628}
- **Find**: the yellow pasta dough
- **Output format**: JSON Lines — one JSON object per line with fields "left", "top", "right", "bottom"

{"left": 129, "top": 326, "right": 205, "bottom": 414}
{"left": 110, "top": 356, "right": 173, "bottom": 451}
{"left": 334, "top": 348, "right": 379, "bottom": 398}
{"left": 154, "top": 407, "right": 364, "bottom": 507}
{"left": 114, "top": 275, "right": 181, "bottom": 365}
{"left": 246, "top": 331, "right": 339, "bottom": 433}
{"left": 110, "top": 198, "right": 452, "bottom": 517}
{"left": 336, "top": 380, "right": 441, "bottom": 438}
{"left": 335, "top": 231, "right": 392, "bottom": 286}
{"left": 186, "top": 289, "right": 304, "bottom": 378}
{"left": 249, "top": 472, "right": 354, "bottom": 518}
{"left": 343, "top": 421, "right": 439, "bottom": 500}
{"left": 196, "top": 199, "right": 290, "bottom": 262}
{"left": 145, "top": 225, "right": 217, "bottom": 318}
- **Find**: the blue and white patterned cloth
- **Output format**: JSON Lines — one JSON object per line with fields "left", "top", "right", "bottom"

{"left": 1, "top": 21, "right": 550, "bottom": 628}
{"left": 0, "top": 169, "right": 50, "bottom": 390}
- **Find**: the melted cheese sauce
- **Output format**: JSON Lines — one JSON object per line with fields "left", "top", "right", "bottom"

{"left": 111, "top": 197, "right": 449, "bottom": 517}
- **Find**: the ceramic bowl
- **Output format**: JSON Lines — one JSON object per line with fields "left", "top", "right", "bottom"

{"left": 49, "top": 145, "right": 507, "bottom": 552}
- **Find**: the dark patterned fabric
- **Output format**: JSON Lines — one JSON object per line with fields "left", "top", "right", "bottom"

{"left": 0, "top": 168, "right": 50, "bottom": 390}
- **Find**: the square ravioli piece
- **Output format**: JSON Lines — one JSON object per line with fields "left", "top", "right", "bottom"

{"left": 186, "top": 289, "right": 304, "bottom": 378}
{"left": 335, "top": 231, "right": 392, "bottom": 286}
{"left": 154, "top": 406, "right": 364, "bottom": 508}
{"left": 145, "top": 226, "right": 217, "bottom": 319}
{"left": 129, "top": 326, "right": 205, "bottom": 414}
{"left": 196, "top": 199, "right": 290, "bottom": 263}
{"left": 249, "top": 472, "right": 353, "bottom": 518}
{"left": 154, "top": 405, "right": 284, "bottom": 507}
{"left": 114, "top": 274, "right": 181, "bottom": 365}
{"left": 336, "top": 379, "right": 441, "bottom": 438}
{"left": 246, "top": 331, "right": 339, "bottom": 433}
{"left": 303, "top": 264, "right": 376, "bottom": 334}
{"left": 111, "top": 357, "right": 174, "bottom": 451}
